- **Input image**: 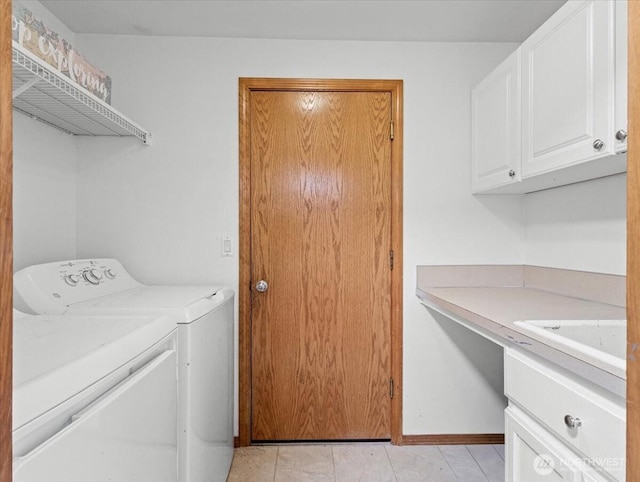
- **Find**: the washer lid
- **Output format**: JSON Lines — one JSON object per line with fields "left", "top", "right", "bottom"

{"left": 64, "top": 286, "right": 226, "bottom": 322}
{"left": 13, "top": 313, "right": 175, "bottom": 430}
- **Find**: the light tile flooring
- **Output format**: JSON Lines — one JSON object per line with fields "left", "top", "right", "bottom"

{"left": 227, "top": 443, "right": 505, "bottom": 482}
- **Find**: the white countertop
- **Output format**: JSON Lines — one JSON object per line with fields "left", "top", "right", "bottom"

{"left": 416, "top": 265, "right": 626, "bottom": 397}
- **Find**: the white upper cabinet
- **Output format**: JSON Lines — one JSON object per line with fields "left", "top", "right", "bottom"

{"left": 521, "top": 0, "right": 614, "bottom": 177}
{"left": 472, "top": 0, "right": 627, "bottom": 194}
{"left": 614, "top": 0, "right": 628, "bottom": 153}
{"left": 471, "top": 50, "right": 521, "bottom": 193}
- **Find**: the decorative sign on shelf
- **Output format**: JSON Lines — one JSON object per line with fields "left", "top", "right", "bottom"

{"left": 11, "top": 1, "right": 112, "bottom": 104}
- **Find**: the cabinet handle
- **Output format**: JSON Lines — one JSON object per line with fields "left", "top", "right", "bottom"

{"left": 508, "top": 170, "right": 516, "bottom": 178}
{"left": 593, "top": 139, "right": 604, "bottom": 151}
{"left": 616, "top": 130, "right": 627, "bottom": 141}
{"left": 564, "top": 414, "right": 582, "bottom": 429}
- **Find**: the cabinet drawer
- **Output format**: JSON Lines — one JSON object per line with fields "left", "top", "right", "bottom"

{"left": 505, "top": 349, "right": 625, "bottom": 481}
{"left": 506, "top": 406, "right": 609, "bottom": 481}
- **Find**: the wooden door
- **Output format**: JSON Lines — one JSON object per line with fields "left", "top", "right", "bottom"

{"left": 0, "top": 0, "right": 12, "bottom": 479}
{"left": 248, "top": 89, "right": 392, "bottom": 441}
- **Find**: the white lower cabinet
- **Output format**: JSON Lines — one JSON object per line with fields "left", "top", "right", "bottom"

{"left": 507, "top": 406, "right": 607, "bottom": 482}
{"left": 504, "top": 349, "right": 625, "bottom": 482}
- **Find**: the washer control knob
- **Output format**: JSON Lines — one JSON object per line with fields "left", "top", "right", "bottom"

{"left": 63, "top": 274, "right": 80, "bottom": 286}
{"left": 83, "top": 269, "right": 102, "bottom": 285}
{"left": 104, "top": 269, "right": 116, "bottom": 279}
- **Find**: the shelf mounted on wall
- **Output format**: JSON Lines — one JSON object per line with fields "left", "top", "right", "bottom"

{"left": 11, "top": 43, "right": 152, "bottom": 145}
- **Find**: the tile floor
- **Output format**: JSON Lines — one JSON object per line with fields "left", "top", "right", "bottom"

{"left": 227, "top": 443, "right": 505, "bottom": 481}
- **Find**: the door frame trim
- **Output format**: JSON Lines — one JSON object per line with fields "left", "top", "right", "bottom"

{"left": 238, "top": 78, "right": 403, "bottom": 446}
{"left": 0, "top": 0, "right": 12, "bottom": 478}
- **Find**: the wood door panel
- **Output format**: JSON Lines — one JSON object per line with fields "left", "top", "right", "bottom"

{"left": 0, "top": 0, "right": 13, "bottom": 478}
{"left": 250, "top": 91, "right": 391, "bottom": 441}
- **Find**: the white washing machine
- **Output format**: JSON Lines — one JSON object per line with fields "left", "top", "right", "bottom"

{"left": 14, "top": 259, "right": 235, "bottom": 482}
{"left": 13, "top": 309, "right": 178, "bottom": 482}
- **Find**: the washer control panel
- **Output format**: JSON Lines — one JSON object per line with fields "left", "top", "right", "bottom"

{"left": 56, "top": 259, "right": 120, "bottom": 288}
{"left": 14, "top": 258, "right": 142, "bottom": 314}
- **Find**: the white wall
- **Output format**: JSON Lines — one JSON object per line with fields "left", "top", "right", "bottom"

{"left": 12, "top": 1, "right": 78, "bottom": 271}
{"left": 16, "top": 0, "right": 76, "bottom": 45}
{"left": 13, "top": 112, "right": 77, "bottom": 272}
{"left": 70, "top": 34, "right": 523, "bottom": 436}
{"left": 524, "top": 173, "right": 627, "bottom": 275}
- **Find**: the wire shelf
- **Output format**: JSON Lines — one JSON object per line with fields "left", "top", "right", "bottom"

{"left": 12, "top": 44, "right": 151, "bottom": 145}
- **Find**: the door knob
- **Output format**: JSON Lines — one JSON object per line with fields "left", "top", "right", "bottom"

{"left": 255, "top": 280, "right": 269, "bottom": 293}
{"left": 616, "top": 129, "right": 627, "bottom": 141}
{"left": 593, "top": 139, "right": 604, "bottom": 151}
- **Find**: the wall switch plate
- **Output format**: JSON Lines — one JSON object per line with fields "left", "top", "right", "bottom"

{"left": 221, "top": 236, "right": 233, "bottom": 257}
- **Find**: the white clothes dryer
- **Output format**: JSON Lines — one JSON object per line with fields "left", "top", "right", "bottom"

{"left": 13, "top": 309, "right": 177, "bottom": 482}
{"left": 14, "top": 259, "right": 235, "bottom": 482}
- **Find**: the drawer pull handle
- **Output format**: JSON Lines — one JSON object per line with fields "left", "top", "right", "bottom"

{"left": 564, "top": 414, "right": 582, "bottom": 429}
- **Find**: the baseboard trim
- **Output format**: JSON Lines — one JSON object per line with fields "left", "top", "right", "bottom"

{"left": 235, "top": 434, "right": 504, "bottom": 447}
{"left": 402, "top": 433, "right": 504, "bottom": 445}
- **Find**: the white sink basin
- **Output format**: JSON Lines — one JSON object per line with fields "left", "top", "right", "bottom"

{"left": 513, "top": 319, "right": 626, "bottom": 377}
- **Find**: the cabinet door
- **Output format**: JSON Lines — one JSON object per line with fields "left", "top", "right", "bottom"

{"left": 506, "top": 406, "right": 592, "bottom": 482}
{"left": 614, "top": 0, "right": 627, "bottom": 153}
{"left": 471, "top": 49, "right": 521, "bottom": 193}
{"left": 506, "top": 407, "right": 579, "bottom": 481}
{"left": 521, "top": 0, "right": 615, "bottom": 177}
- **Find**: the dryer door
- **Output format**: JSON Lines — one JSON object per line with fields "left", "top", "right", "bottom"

{"left": 14, "top": 349, "right": 178, "bottom": 482}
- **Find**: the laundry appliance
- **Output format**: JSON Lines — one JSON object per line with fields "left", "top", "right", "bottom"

{"left": 14, "top": 258, "right": 235, "bottom": 482}
{"left": 13, "top": 309, "right": 177, "bottom": 482}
